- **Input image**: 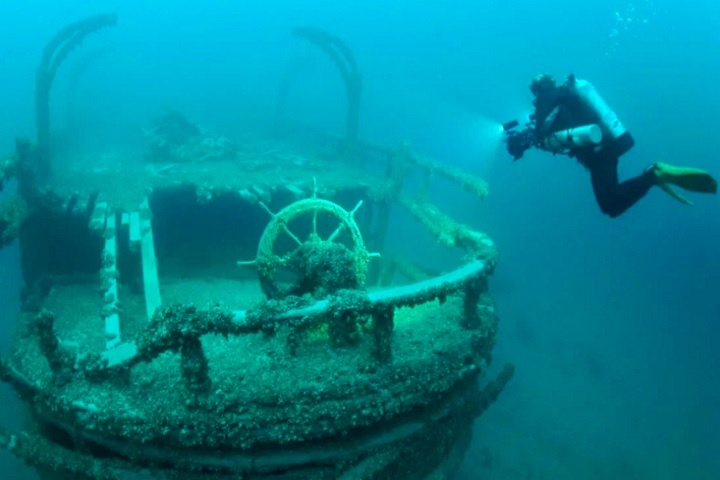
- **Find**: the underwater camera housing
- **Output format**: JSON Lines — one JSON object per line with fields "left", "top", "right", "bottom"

{"left": 502, "top": 117, "right": 539, "bottom": 161}
{"left": 503, "top": 116, "right": 605, "bottom": 160}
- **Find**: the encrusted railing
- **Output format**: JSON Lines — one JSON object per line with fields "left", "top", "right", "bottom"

{"left": 12, "top": 260, "right": 488, "bottom": 400}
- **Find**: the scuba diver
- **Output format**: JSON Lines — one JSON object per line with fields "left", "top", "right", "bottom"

{"left": 502, "top": 73, "right": 717, "bottom": 217}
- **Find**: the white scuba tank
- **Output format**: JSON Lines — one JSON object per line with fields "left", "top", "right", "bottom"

{"left": 566, "top": 75, "right": 635, "bottom": 156}
{"left": 542, "top": 124, "right": 603, "bottom": 151}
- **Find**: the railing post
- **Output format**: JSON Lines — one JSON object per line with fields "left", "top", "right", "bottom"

{"left": 462, "top": 278, "right": 483, "bottom": 329}
{"left": 372, "top": 304, "right": 394, "bottom": 363}
{"left": 180, "top": 337, "right": 211, "bottom": 400}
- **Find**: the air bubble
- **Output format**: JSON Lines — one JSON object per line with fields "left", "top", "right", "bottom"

{"left": 604, "top": 1, "right": 655, "bottom": 59}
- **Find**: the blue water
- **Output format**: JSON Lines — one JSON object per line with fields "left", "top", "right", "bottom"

{"left": 1, "top": 1, "right": 718, "bottom": 478}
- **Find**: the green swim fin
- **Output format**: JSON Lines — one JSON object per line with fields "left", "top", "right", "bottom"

{"left": 652, "top": 162, "right": 718, "bottom": 206}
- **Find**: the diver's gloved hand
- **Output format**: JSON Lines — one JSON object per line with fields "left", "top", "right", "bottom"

{"left": 650, "top": 162, "right": 718, "bottom": 206}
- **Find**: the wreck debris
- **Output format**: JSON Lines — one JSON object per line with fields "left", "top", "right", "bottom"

{"left": 142, "top": 110, "right": 240, "bottom": 164}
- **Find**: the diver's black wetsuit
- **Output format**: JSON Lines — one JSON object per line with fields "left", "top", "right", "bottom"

{"left": 533, "top": 83, "right": 657, "bottom": 218}
{"left": 577, "top": 149, "right": 656, "bottom": 217}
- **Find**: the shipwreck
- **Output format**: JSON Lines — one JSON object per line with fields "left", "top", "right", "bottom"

{"left": 0, "top": 14, "right": 513, "bottom": 480}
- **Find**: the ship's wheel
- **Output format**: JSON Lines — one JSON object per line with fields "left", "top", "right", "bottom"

{"left": 238, "top": 180, "right": 378, "bottom": 299}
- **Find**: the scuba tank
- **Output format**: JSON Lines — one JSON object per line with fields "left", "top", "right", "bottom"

{"left": 566, "top": 74, "right": 635, "bottom": 157}
{"left": 542, "top": 124, "right": 603, "bottom": 152}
